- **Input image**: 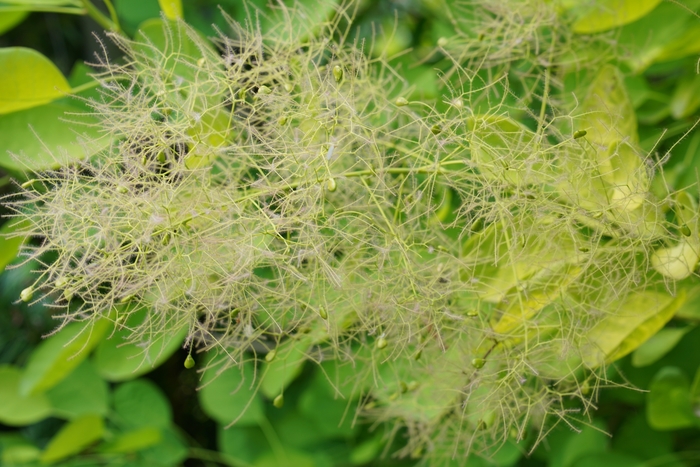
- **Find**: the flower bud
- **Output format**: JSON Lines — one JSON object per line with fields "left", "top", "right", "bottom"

{"left": 273, "top": 394, "right": 284, "bottom": 408}
{"left": 326, "top": 178, "right": 337, "bottom": 192}
{"left": 184, "top": 354, "right": 195, "bottom": 369}
{"left": 471, "top": 357, "right": 485, "bottom": 369}
{"left": 265, "top": 349, "right": 277, "bottom": 362}
{"left": 20, "top": 286, "right": 33, "bottom": 302}
{"left": 376, "top": 336, "right": 387, "bottom": 349}
{"left": 395, "top": 97, "right": 408, "bottom": 107}
{"left": 333, "top": 65, "right": 343, "bottom": 83}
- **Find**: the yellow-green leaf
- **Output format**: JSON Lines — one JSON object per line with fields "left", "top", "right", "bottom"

{"left": 0, "top": 47, "right": 70, "bottom": 114}
{"left": 671, "top": 73, "right": 700, "bottom": 120}
{"left": 19, "top": 319, "right": 110, "bottom": 396}
{"left": 39, "top": 414, "right": 104, "bottom": 464}
{"left": 0, "top": 365, "right": 52, "bottom": 426}
{"left": 581, "top": 290, "right": 686, "bottom": 368}
{"left": 97, "top": 427, "right": 161, "bottom": 453}
{"left": 0, "top": 218, "right": 27, "bottom": 272}
{"left": 0, "top": 10, "right": 27, "bottom": 34}
{"left": 632, "top": 327, "right": 693, "bottom": 367}
{"left": 157, "top": 0, "right": 181, "bottom": 20}
{"left": 260, "top": 336, "right": 313, "bottom": 399}
{"left": 572, "top": 0, "right": 662, "bottom": 34}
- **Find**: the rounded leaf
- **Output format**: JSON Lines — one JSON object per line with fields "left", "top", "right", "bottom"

{"left": 0, "top": 365, "right": 51, "bottom": 426}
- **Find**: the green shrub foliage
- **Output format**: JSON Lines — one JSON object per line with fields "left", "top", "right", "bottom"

{"left": 5, "top": 0, "right": 698, "bottom": 463}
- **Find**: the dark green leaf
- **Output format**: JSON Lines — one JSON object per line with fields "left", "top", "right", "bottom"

{"left": 113, "top": 379, "right": 171, "bottom": 429}
{"left": 45, "top": 360, "right": 109, "bottom": 419}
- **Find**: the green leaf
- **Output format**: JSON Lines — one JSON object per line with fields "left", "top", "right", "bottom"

{"left": 570, "top": 452, "right": 642, "bottom": 467}
{"left": 19, "top": 319, "right": 110, "bottom": 396}
{"left": 199, "top": 355, "right": 264, "bottom": 426}
{"left": 98, "top": 427, "right": 162, "bottom": 454}
{"left": 254, "top": 450, "right": 316, "bottom": 467}
{"left": 0, "top": 365, "right": 52, "bottom": 426}
{"left": 572, "top": 0, "right": 662, "bottom": 34}
{"left": 138, "top": 427, "right": 188, "bottom": 467}
{"left": 45, "top": 360, "right": 109, "bottom": 419}
{"left": 39, "top": 414, "right": 104, "bottom": 464}
{"left": 670, "top": 73, "right": 700, "bottom": 120}
{"left": 0, "top": 10, "right": 27, "bottom": 34}
{"left": 546, "top": 421, "right": 608, "bottom": 467}
{"left": 0, "top": 102, "right": 111, "bottom": 172}
{"left": 92, "top": 311, "right": 187, "bottom": 382}
{"left": 0, "top": 218, "right": 27, "bottom": 272}
{"left": 217, "top": 425, "right": 269, "bottom": 465}
{"left": 647, "top": 366, "right": 697, "bottom": 430}
{"left": 157, "top": 0, "right": 180, "bottom": 20}
{"left": 0, "top": 47, "right": 70, "bottom": 114}
{"left": 297, "top": 369, "right": 357, "bottom": 439}
{"left": 631, "top": 327, "right": 693, "bottom": 368}
{"left": 113, "top": 379, "right": 171, "bottom": 429}
{"left": 0, "top": 0, "right": 80, "bottom": 5}
{"left": 581, "top": 290, "right": 686, "bottom": 368}
{"left": 260, "top": 337, "right": 313, "bottom": 399}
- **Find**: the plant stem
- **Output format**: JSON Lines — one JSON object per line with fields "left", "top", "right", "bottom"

{"left": 0, "top": 6, "right": 85, "bottom": 14}
{"left": 80, "top": 0, "right": 119, "bottom": 33}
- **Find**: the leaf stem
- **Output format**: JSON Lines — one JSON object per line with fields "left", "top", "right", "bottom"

{"left": 80, "top": 0, "right": 119, "bottom": 33}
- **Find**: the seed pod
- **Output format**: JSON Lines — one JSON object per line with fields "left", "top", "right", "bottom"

{"left": 184, "top": 354, "right": 195, "bottom": 369}
{"left": 265, "top": 349, "right": 277, "bottom": 362}
{"left": 681, "top": 225, "right": 691, "bottom": 236}
{"left": 117, "top": 185, "right": 128, "bottom": 194}
{"left": 437, "top": 37, "right": 448, "bottom": 47}
{"left": 326, "top": 178, "right": 337, "bottom": 192}
{"left": 257, "top": 85, "right": 271, "bottom": 96}
{"left": 284, "top": 83, "right": 294, "bottom": 92}
{"left": 273, "top": 394, "right": 284, "bottom": 408}
{"left": 20, "top": 286, "right": 33, "bottom": 302}
{"left": 431, "top": 124, "right": 442, "bottom": 135}
{"left": 197, "top": 57, "right": 205, "bottom": 67}
{"left": 466, "top": 310, "right": 478, "bottom": 317}
{"left": 318, "top": 306, "right": 328, "bottom": 320}
{"left": 406, "top": 380, "right": 418, "bottom": 391}
{"left": 333, "top": 65, "right": 343, "bottom": 83}
{"left": 278, "top": 115, "right": 288, "bottom": 126}
{"left": 399, "top": 381, "right": 408, "bottom": 393}
{"left": 63, "top": 289, "right": 73, "bottom": 301}
{"left": 573, "top": 130, "right": 587, "bottom": 139}
{"left": 452, "top": 98, "right": 464, "bottom": 109}
{"left": 471, "top": 357, "right": 485, "bottom": 369}
{"left": 395, "top": 97, "right": 409, "bottom": 107}
{"left": 376, "top": 336, "right": 388, "bottom": 349}
{"left": 414, "top": 349, "right": 422, "bottom": 360}
{"left": 55, "top": 277, "right": 68, "bottom": 288}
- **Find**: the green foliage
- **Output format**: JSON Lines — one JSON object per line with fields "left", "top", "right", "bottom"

{"left": 1, "top": 0, "right": 700, "bottom": 466}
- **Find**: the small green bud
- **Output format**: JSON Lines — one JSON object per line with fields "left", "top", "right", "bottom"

{"left": 326, "top": 178, "right": 337, "bottom": 192}
{"left": 284, "top": 83, "right": 294, "bottom": 92}
{"left": 395, "top": 97, "right": 409, "bottom": 107}
{"left": 318, "top": 306, "right": 328, "bottom": 320}
{"left": 681, "top": 225, "right": 691, "bottom": 236}
{"left": 466, "top": 310, "right": 478, "bottom": 317}
{"left": 238, "top": 88, "right": 247, "bottom": 100}
{"left": 406, "top": 380, "right": 418, "bottom": 391}
{"left": 278, "top": 115, "right": 288, "bottom": 126}
{"left": 184, "top": 354, "right": 195, "bottom": 369}
{"left": 257, "top": 85, "right": 271, "bottom": 96}
{"left": 196, "top": 57, "right": 205, "bottom": 67}
{"left": 20, "top": 286, "right": 33, "bottom": 302}
{"left": 117, "top": 185, "right": 128, "bottom": 194}
{"left": 437, "top": 37, "right": 448, "bottom": 47}
{"left": 414, "top": 349, "right": 422, "bottom": 360}
{"left": 120, "top": 294, "right": 134, "bottom": 303}
{"left": 161, "top": 232, "right": 171, "bottom": 245}
{"left": 399, "top": 381, "right": 408, "bottom": 393}
{"left": 376, "top": 336, "right": 388, "bottom": 349}
{"left": 265, "top": 349, "right": 277, "bottom": 362}
{"left": 471, "top": 357, "right": 485, "bottom": 369}
{"left": 452, "top": 98, "right": 464, "bottom": 109}
{"left": 63, "top": 289, "right": 74, "bottom": 301}
{"left": 157, "top": 152, "right": 166, "bottom": 164}
{"left": 478, "top": 33, "right": 485, "bottom": 41}
{"left": 333, "top": 65, "right": 343, "bottom": 83}
{"left": 21, "top": 179, "right": 37, "bottom": 189}
{"left": 55, "top": 277, "right": 68, "bottom": 288}
{"left": 273, "top": 394, "right": 284, "bottom": 408}
{"left": 573, "top": 130, "right": 587, "bottom": 139}
{"left": 431, "top": 124, "right": 442, "bottom": 135}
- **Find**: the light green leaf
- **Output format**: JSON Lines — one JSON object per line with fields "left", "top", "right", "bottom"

{"left": 579, "top": 65, "right": 637, "bottom": 148}
{"left": 570, "top": 452, "right": 643, "bottom": 467}
{"left": 0, "top": 47, "right": 70, "bottom": 114}
{"left": 254, "top": 450, "right": 316, "bottom": 467}
{"left": 199, "top": 355, "right": 264, "bottom": 426}
{"left": 39, "top": 414, "right": 104, "bottom": 464}
{"left": 632, "top": 327, "right": 693, "bottom": 368}
{"left": 546, "top": 421, "right": 608, "bottom": 467}
{"left": 157, "top": 0, "right": 181, "bottom": 20}
{"left": 113, "top": 379, "right": 171, "bottom": 429}
{"left": 581, "top": 290, "right": 686, "bottom": 368}
{"left": 98, "top": 427, "right": 162, "bottom": 454}
{"left": 647, "top": 367, "right": 696, "bottom": 430}
{"left": 0, "top": 102, "right": 111, "bottom": 172}
{"left": 45, "top": 360, "right": 109, "bottom": 419}
{"left": 92, "top": 311, "right": 187, "bottom": 382}
{"left": 0, "top": 10, "right": 27, "bottom": 34}
{"left": 19, "top": 318, "right": 110, "bottom": 396}
{"left": 671, "top": 73, "right": 700, "bottom": 120}
{"left": 572, "top": 0, "right": 662, "bottom": 34}
{"left": 0, "top": 365, "right": 52, "bottom": 426}
{"left": 0, "top": 218, "right": 27, "bottom": 272}
{"left": 260, "top": 336, "right": 313, "bottom": 399}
